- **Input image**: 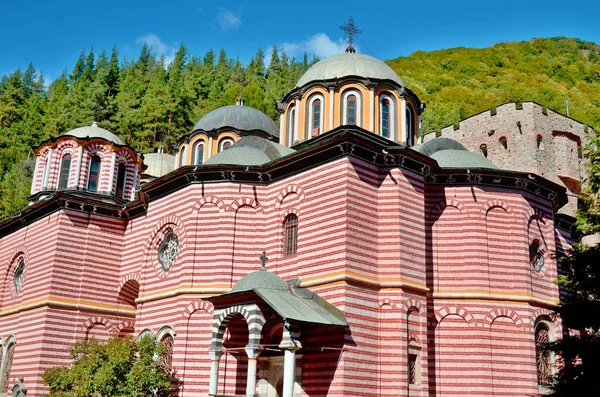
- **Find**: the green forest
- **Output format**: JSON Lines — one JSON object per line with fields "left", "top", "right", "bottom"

{"left": 0, "top": 37, "right": 599, "bottom": 218}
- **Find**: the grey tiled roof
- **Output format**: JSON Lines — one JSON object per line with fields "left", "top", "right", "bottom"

{"left": 193, "top": 105, "right": 279, "bottom": 137}
{"left": 205, "top": 136, "right": 295, "bottom": 166}
{"left": 64, "top": 123, "right": 124, "bottom": 145}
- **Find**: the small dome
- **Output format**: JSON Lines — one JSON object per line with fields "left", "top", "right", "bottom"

{"left": 230, "top": 268, "right": 290, "bottom": 293}
{"left": 193, "top": 105, "right": 279, "bottom": 137}
{"left": 64, "top": 122, "right": 124, "bottom": 145}
{"left": 297, "top": 53, "right": 403, "bottom": 88}
{"left": 413, "top": 138, "right": 498, "bottom": 169}
{"left": 143, "top": 153, "right": 175, "bottom": 178}
{"left": 205, "top": 136, "right": 295, "bottom": 166}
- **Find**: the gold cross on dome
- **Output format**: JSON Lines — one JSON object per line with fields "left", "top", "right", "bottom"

{"left": 259, "top": 251, "right": 269, "bottom": 269}
{"left": 340, "top": 17, "right": 362, "bottom": 50}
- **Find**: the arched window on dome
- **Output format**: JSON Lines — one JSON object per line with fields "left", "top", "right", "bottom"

{"left": 87, "top": 155, "right": 101, "bottom": 192}
{"left": 219, "top": 138, "right": 234, "bottom": 152}
{"left": 282, "top": 214, "right": 298, "bottom": 256}
{"left": 287, "top": 106, "right": 296, "bottom": 145}
{"left": 307, "top": 95, "right": 324, "bottom": 139}
{"left": 58, "top": 153, "right": 71, "bottom": 190}
{"left": 406, "top": 104, "right": 415, "bottom": 146}
{"left": 115, "top": 163, "right": 127, "bottom": 199}
{"left": 179, "top": 145, "right": 187, "bottom": 167}
{"left": 192, "top": 141, "right": 205, "bottom": 165}
{"left": 379, "top": 94, "right": 396, "bottom": 140}
{"left": 342, "top": 90, "right": 362, "bottom": 127}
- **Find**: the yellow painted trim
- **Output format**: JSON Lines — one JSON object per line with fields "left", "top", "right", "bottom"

{"left": 0, "top": 297, "right": 136, "bottom": 318}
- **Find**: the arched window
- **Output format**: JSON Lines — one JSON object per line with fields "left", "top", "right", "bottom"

{"left": 115, "top": 163, "right": 127, "bottom": 199}
{"left": 406, "top": 105, "right": 415, "bottom": 146}
{"left": 0, "top": 340, "right": 16, "bottom": 393}
{"left": 179, "top": 145, "right": 187, "bottom": 167}
{"left": 537, "top": 135, "right": 544, "bottom": 150}
{"left": 219, "top": 138, "right": 234, "bottom": 152}
{"left": 192, "top": 142, "right": 205, "bottom": 165}
{"left": 13, "top": 259, "right": 24, "bottom": 294}
{"left": 87, "top": 155, "right": 101, "bottom": 192}
{"left": 308, "top": 95, "right": 324, "bottom": 138}
{"left": 160, "top": 334, "right": 174, "bottom": 372}
{"left": 530, "top": 240, "right": 544, "bottom": 272}
{"left": 379, "top": 94, "right": 396, "bottom": 140}
{"left": 342, "top": 90, "right": 362, "bottom": 127}
{"left": 58, "top": 154, "right": 71, "bottom": 190}
{"left": 535, "top": 323, "right": 552, "bottom": 387}
{"left": 480, "top": 144, "right": 488, "bottom": 158}
{"left": 282, "top": 214, "right": 298, "bottom": 256}
{"left": 287, "top": 106, "right": 296, "bottom": 145}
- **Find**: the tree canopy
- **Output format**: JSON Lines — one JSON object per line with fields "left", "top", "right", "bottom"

{"left": 42, "top": 335, "right": 174, "bottom": 397}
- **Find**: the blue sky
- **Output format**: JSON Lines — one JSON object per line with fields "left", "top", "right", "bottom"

{"left": 1, "top": 0, "right": 599, "bottom": 84}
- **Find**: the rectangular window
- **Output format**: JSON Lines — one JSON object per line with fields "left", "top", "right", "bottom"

{"left": 408, "top": 353, "right": 418, "bottom": 385}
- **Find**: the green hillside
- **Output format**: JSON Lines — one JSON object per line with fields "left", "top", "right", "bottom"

{"left": 387, "top": 37, "right": 600, "bottom": 133}
{"left": 0, "top": 37, "right": 599, "bottom": 218}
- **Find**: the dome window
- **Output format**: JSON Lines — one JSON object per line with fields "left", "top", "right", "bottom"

{"left": 193, "top": 142, "right": 205, "bottom": 165}
{"left": 287, "top": 106, "right": 296, "bottom": 145}
{"left": 381, "top": 99, "right": 390, "bottom": 138}
{"left": 158, "top": 230, "right": 179, "bottom": 272}
{"left": 219, "top": 138, "right": 234, "bottom": 152}
{"left": 115, "top": 163, "right": 127, "bottom": 199}
{"left": 406, "top": 104, "right": 415, "bottom": 146}
{"left": 347, "top": 95, "right": 357, "bottom": 125}
{"left": 58, "top": 154, "right": 71, "bottom": 190}
{"left": 308, "top": 95, "right": 324, "bottom": 138}
{"left": 342, "top": 90, "right": 362, "bottom": 127}
{"left": 87, "top": 155, "right": 102, "bottom": 192}
{"left": 379, "top": 94, "right": 396, "bottom": 140}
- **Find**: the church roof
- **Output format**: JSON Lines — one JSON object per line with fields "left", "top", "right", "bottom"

{"left": 296, "top": 53, "right": 404, "bottom": 87}
{"left": 143, "top": 153, "right": 175, "bottom": 178}
{"left": 230, "top": 267, "right": 290, "bottom": 293}
{"left": 412, "top": 137, "right": 498, "bottom": 169}
{"left": 64, "top": 122, "right": 124, "bottom": 145}
{"left": 205, "top": 136, "right": 295, "bottom": 166}
{"left": 192, "top": 105, "right": 280, "bottom": 137}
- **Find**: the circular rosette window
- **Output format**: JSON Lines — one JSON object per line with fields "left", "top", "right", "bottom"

{"left": 158, "top": 230, "right": 179, "bottom": 272}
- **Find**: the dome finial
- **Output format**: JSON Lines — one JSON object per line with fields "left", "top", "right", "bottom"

{"left": 259, "top": 251, "right": 268, "bottom": 271}
{"left": 340, "top": 17, "right": 362, "bottom": 53}
{"left": 91, "top": 121, "right": 98, "bottom": 128}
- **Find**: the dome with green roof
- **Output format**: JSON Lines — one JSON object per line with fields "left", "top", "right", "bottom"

{"left": 64, "top": 122, "right": 124, "bottom": 145}
{"left": 230, "top": 267, "right": 290, "bottom": 293}
{"left": 192, "top": 105, "right": 279, "bottom": 137}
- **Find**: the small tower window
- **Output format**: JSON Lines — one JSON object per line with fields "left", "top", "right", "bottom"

{"left": 347, "top": 95, "right": 357, "bottom": 125}
{"left": 58, "top": 154, "right": 71, "bottom": 190}
{"left": 219, "top": 138, "right": 234, "bottom": 152}
{"left": 115, "top": 163, "right": 127, "bottom": 199}
{"left": 406, "top": 105, "right": 415, "bottom": 146}
{"left": 288, "top": 107, "right": 296, "bottom": 145}
{"left": 312, "top": 99, "right": 321, "bottom": 130}
{"left": 381, "top": 99, "right": 390, "bottom": 138}
{"left": 282, "top": 214, "right": 298, "bottom": 256}
{"left": 87, "top": 155, "right": 101, "bottom": 192}
{"left": 499, "top": 136, "right": 508, "bottom": 150}
{"left": 179, "top": 145, "right": 187, "bottom": 167}
{"left": 193, "top": 142, "right": 205, "bottom": 165}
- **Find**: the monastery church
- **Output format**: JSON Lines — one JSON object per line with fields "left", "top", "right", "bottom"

{"left": 0, "top": 37, "right": 591, "bottom": 397}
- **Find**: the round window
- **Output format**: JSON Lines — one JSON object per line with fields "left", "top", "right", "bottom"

{"left": 14, "top": 259, "right": 24, "bottom": 293}
{"left": 529, "top": 241, "right": 544, "bottom": 272}
{"left": 158, "top": 231, "right": 179, "bottom": 272}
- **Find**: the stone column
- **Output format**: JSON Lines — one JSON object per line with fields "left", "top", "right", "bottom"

{"left": 74, "top": 146, "right": 84, "bottom": 189}
{"left": 42, "top": 148, "right": 53, "bottom": 190}
{"left": 329, "top": 88, "right": 335, "bottom": 131}
{"left": 245, "top": 345, "right": 261, "bottom": 397}
{"left": 279, "top": 113, "right": 284, "bottom": 145}
{"left": 280, "top": 322, "right": 302, "bottom": 397}
{"left": 400, "top": 98, "right": 407, "bottom": 144}
{"left": 107, "top": 151, "right": 117, "bottom": 194}
{"left": 208, "top": 349, "right": 223, "bottom": 396}
{"left": 207, "top": 137, "right": 214, "bottom": 159}
{"left": 369, "top": 87, "right": 375, "bottom": 132}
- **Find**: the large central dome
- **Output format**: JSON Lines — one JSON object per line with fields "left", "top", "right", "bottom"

{"left": 296, "top": 53, "right": 404, "bottom": 88}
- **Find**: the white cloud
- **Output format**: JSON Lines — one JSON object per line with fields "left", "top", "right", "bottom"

{"left": 216, "top": 8, "right": 242, "bottom": 31}
{"left": 135, "top": 33, "right": 176, "bottom": 66}
{"left": 282, "top": 33, "right": 358, "bottom": 59}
